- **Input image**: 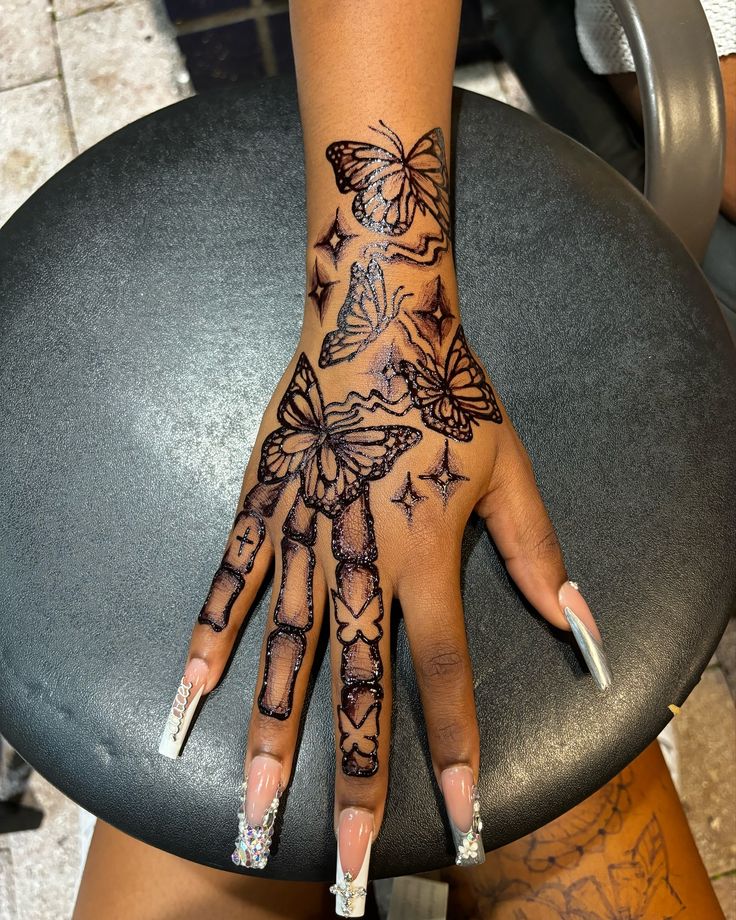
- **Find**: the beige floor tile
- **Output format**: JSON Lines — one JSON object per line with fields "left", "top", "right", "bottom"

{"left": 495, "top": 61, "right": 536, "bottom": 114}
{"left": 454, "top": 62, "right": 506, "bottom": 104}
{"left": 0, "top": 0, "right": 58, "bottom": 91}
{"left": 4, "top": 772, "right": 82, "bottom": 920}
{"left": 57, "top": 0, "right": 192, "bottom": 152}
{"left": 0, "top": 78, "right": 74, "bottom": 227}
{"left": 713, "top": 874, "right": 736, "bottom": 920}
{"left": 674, "top": 667, "right": 736, "bottom": 877}
{"left": 53, "top": 0, "right": 135, "bottom": 21}
{"left": 717, "top": 617, "right": 736, "bottom": 701}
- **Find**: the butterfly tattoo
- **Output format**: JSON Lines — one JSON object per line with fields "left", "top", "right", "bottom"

{"left": 338, "top": 702, "right": 380, "bottom": 760}
{"left": 399, "top": 326, "right": 503, "bottom": 442}
{"left": 333, "top": 591, "right": 383, "bottom": 644}
{"left": 319, "top": 258, "right": 411, "bottom": 367}
{"left": 326, "top": 121, "right": 451, "bottom": 241}
{"left": 259, "top": 354, "right": 422, "bottom": 517}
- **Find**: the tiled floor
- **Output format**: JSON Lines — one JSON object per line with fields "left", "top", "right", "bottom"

{"left": 0, "top": 4, "right": 735, "bottom": 918}
{"left": 0, "top": 0, "right": 191, "bottom": 227}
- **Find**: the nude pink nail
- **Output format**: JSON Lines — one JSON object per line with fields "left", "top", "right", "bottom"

{"left": 231, "top": 754, "right": 282, "bottom": 869}
{"left": 441, "top": 765, "right": 485, "bottom": 866}
{"left": 245, "top": 754, "right": 282, "bottom": 826}
{"left": 332, "top": 808, "right": 373, "bottom": 917}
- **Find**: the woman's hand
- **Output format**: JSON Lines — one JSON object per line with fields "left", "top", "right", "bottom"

{"left": 158, "top": 6, "right": 611, "bottom": 907}
{"left": 158, "top": 180, "right": 611, "bottom": 913}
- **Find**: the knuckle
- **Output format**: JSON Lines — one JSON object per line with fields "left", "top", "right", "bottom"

{"left": 434, "top": 719, "right": 466, "bottom": 745}
{"left": 530, "top": 525, "right": 562, "bottom": 562}
{"left": 420, "top": 641, "right": 467, "bottom": 686}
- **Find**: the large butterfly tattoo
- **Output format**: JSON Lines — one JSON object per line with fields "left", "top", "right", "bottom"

{"left": 399, "top": 326, "right": 503, "bottom": 442}
{"left": 326, "top": 121, "right": 451, "bottom": 240}
{"left": 259, "top": 354, "right": 422, "bottom": 517}
{"left": 319, "top": 258, "right": 410, "bottom": 368}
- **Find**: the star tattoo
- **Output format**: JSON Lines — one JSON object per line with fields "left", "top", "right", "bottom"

{"left": 308, "top": 258, "right": 337, "bottom": 323}
{"left": 412, "top": 275, "right": 454, "bottom": 346}
{"left": 419, "top": 439, "right": 469, "bottom": 505}
{"left": 391, "top": 472, "right": 426, "bottom": 523}
{"left": 315, "top": 208, "right": 356, "bottom": 267}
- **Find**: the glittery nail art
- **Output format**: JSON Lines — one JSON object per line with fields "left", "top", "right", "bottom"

{"left": 231, "top": 777, "right": 281, "bottom": 870}
{"left": 453, "top": 786, "right": 485, "bottom": 867}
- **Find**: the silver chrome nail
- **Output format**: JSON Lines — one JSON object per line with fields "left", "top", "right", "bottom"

{"left": 564, "top": 606, "right": 613, "bottom": 690}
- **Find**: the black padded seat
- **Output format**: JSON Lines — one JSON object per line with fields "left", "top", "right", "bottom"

{"left": 1, "top": 78, "right": 734, "bottom": 880}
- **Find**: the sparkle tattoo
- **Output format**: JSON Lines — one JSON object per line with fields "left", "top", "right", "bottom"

{"left": 308, "top": 258, "right": 337, "bottom": 323}
{"left": 420, "top": 439, "right": 469, "bottom": 505}
{"left": 391, "top": 472, "right": 426, "bottom": 523}
{"left": 315, "top": 208, "right": 356, "bottom": 267}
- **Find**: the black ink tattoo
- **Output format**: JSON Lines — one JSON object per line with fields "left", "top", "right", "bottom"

{"left": 510, "top": 770, "right": 632, "bottom": 873}
{"left": 315, "top": 209, "right": 356, "bottom": 267}
{"left": 319, "top": 258, "right": 411, "bottom": 368}
{"left": 411, "top": 275, "right": 454, "bottom": 350}
{"left": 391, "top": 472, "right": 426, "bottom": 523}
{"left": 258, "top": 492, "right": 317, "bottom": 719}
{"left": 419, "top": 439, "right": 469, "bottom": 505}
{"left": 400, "top": 325, "right": 503, "bottom": 442}
{"left": 308, "top": 259, "right": 337, "bottom": 324}
{"left": 483, "top": 814, "right": 684, "bottom": 920}
{"left": 198, "top": 481, "right": 283, "bottom": 631}
{"left": 259, "top": 354, "right": 421, "bottom": 518}
{"left": 326, "top": 121, "right": 450, "bottom": 266}
{"left": 252, "top": 354, "right": 421, "bottom": 737}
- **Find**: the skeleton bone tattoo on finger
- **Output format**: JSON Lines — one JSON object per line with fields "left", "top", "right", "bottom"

{"left": 198, "top": 123, "right": 504, "bottom": 778}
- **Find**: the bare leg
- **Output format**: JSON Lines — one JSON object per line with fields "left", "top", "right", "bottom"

{"left": 440, "top": 741, "right": 724, "bottom": 919}
{"left": 73, "top": 820, "right": 334, "bottom": 920}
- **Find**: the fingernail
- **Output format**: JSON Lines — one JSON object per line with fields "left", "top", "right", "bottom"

{"left": 331, "top": 808, "right": 372, "bottom": 917}
{"left": 231, "top": 754, "right": 282, "bottom": 870}
{"left": 559, "top": 580, "right": 612, "bottom": 690}
{"left": 440, "top": 765, "right": 485, "bottom": 867}
{"left": 158, "top": 658, "right": 208, "bottom": 759}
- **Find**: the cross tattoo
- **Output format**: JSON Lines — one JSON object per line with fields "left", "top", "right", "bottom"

{"left": 235, "top": 526, "right": 254, "bottom": 556}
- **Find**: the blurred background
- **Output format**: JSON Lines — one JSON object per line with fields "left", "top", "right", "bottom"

{"left": 0, "top": 1, "right": 734, "bottom": 917}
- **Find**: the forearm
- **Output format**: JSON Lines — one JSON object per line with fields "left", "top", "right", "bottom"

{"left": 290, "top": 0, "right": 462, "bottom": 332}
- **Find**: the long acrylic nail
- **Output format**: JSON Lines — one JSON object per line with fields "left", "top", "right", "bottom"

{"left": 158, "top": 658, "right": 208, "bottom": 758}
{"left": 559, "top": 580, "right": 612, "bottom": 690}
{"left": 331, "top": 808, "right": 373, "bottom": 917}
{"left": 231, "top": 754, "right": 282, "bottom": 870}
{"left": 440, "top": 765, "right": 485, "bottom": 867}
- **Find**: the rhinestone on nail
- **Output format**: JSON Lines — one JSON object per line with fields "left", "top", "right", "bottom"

{"left": 231, "top": 778, "right": 281, "bottom": 870}
{"left": 330, "top": 871, "right": 367, "bottom": 914}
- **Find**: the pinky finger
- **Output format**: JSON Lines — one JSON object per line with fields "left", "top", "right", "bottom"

{"left": 158, "top": 480, "right": 281, "bottom": 758}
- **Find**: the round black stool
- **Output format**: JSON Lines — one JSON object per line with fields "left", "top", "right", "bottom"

{"left": 0, "top": 78, "right": 734, "bottom": 880}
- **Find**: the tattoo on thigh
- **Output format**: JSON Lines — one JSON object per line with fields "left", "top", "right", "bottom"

{"left": 469, "top": 768, "right": 685, "bottom": 919}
